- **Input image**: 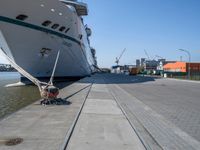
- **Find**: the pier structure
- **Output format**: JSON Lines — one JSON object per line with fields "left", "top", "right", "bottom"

{"left": 0, "top": 74, "right": 200, "bottom": 150}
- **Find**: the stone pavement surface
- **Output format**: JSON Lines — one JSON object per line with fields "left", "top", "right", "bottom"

{"left": 104, "top": 74, "right": 200, "bottom": 150}
{"left": 0, "top": 78, "right": 92, "bottom": 150}
{"left": 1, "top": 73, "right": 200, "bottom": 150}
{"left": 66, "top": 77, "right": 145, "bottom": 150}
{"left": 117, "top": 75, "right": 200, "bottom": 142}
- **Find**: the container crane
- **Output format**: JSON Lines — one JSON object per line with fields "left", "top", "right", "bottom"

{"left": 115, "top": 48, "right": 126, "bottom": 66}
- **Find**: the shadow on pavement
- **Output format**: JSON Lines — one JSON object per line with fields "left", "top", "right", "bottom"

{"left": 78, "top": 73, "right": 161, "bottom": 85}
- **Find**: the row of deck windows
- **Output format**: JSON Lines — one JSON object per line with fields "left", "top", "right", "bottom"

{"left": 16, "top": 15, "right": 70, "bottom": 34}
{"left": 42, "top": 20, "right": 70, "bottom": 33}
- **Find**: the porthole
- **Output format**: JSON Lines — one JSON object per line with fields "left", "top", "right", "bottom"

{"left": 16, "top": 14, "right": 28, "bottom": 21}
{"left": 51, "top": 24, "right": 59, "bottom": 29}
{"left": 59, "top": 26, "right": 66, "bottom": 32}
{"left": 65, "top": 28, "right": 70, "bottom": 33}
{"left": 42, "top": 20, "right": 52, "bottom": 26}
{"left": 79, "top": 34, "right": 83, "bottom": 40}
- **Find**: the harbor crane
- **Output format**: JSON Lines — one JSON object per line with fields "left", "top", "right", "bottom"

{"left": 155, "top": 55, "right": 164, "bottom": 59}
{"left": 115, "top": 48, "right": 126, "bottom": 66}
{"left": 0, "top": 47, "right": 60, "bottom": 105}
{"left": 144, "top": 49, "right": 150, "bottom": 60}
{"left": 154, "top": 55, "right": 165, "bottom": 60}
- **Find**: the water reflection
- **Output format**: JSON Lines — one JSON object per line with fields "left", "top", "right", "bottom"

{"left": 0, "top": 72, "right": 40, "bottom": 119}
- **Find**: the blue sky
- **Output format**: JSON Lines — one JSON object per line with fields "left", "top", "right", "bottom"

{"left": 84, "top": 0, "right": 200, "bottom": 67}
{"left": 1, "top": 0, "right": 200, "bottom": 67}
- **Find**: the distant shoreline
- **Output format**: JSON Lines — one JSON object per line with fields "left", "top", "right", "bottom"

{"left": 0, "top": 70, "right": 17, "bottom": 72}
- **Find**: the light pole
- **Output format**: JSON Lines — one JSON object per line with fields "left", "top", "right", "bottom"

{"left": 179, "top": 49, "right": 191, "bottom": 79}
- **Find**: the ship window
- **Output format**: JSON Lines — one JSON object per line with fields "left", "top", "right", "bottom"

{"left": 51, "top": 24, "right": 59, "bottom": 29}
{"left": 42, "top": 20, "right": 52, "bottom": 26}
{"left": 65, "top": 28, "right": 70, "bottom": 33}
{"left": 16, "top": 14, "right": 28, "bottom": 21}
{"left": 79, "top": 34, "right": 83, "bottom": 40}
{"left": 59, "top": 26, "right": 66, "bottom": 32}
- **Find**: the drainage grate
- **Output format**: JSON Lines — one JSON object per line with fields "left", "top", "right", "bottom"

{"left": 5, "top": 138, "right": 23, "bottom": 146}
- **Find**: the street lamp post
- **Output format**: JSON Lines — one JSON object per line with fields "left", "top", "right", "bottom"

{"left": 179, "top": 49, "right": 191, "bottom": 79}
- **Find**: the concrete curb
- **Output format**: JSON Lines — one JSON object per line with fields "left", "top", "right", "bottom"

{"left": 163, "top": 77, "right": 200, "bottom": 83}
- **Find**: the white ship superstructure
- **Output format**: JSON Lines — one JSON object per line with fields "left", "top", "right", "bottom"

{"left": 0, "top": 0, "right": 96, "bottom": 80}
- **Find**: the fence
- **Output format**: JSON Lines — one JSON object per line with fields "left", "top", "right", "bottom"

{"left": 166, "top": 72, "right": 200, "bottom": 81}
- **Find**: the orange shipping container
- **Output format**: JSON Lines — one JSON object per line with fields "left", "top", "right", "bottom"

{"left": 163, "top": 62, "right": 186, "bottom": 72}
{"left": 164, "top": 61, "right": 200, "bottom": 73}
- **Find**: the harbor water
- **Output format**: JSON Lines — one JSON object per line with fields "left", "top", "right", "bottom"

{"left": 0, "top": 72, "right": 40, "bottom": 119}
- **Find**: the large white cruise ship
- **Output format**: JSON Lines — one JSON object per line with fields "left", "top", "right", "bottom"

{"left": 0, "top": 0, "right": 97, "bottom": 81}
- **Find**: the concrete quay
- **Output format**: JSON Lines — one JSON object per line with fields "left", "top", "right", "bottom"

{"left": 0, "top": 75, "right": 145, "bottom": 150}
{"left": 1, "top": 73, "right": 200, "bottom": 150}
{"left": 0, "top": 77, "right": 92, "bottom": 150}
{"left": 66, "top": 77, "right": 145, "bottom": 150}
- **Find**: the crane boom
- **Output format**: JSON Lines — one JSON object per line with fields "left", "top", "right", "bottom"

{"left": 144, "top": 49, "right": 150, "bottom": 60}
{"left": 115, "top": 48, "right": 126, "bottom": 65}
{"left": 155, "top": 55, "right": 164, "bottom": 59}
{"left": 118, "top": 48, "right": 126, "bottom": 61}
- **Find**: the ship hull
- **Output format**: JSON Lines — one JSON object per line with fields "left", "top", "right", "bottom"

{"left": 0, "top": 0, "right": 95, "bottom": 79}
